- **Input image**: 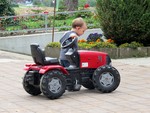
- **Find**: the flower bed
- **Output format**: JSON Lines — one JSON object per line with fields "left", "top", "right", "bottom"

{"left": 45, "top": 33, "right": 149, "bottom": 59}
{"left": 45, "top": 46, "right": 150, "bottom": 59}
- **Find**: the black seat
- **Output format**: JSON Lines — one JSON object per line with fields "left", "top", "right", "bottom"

{"left": 30, "top": 43, "right": 59, "bottom": 65}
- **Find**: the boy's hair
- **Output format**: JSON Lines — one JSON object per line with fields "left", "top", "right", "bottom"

{"left": 72, "top": 17, "right": 86, "bottom": 28}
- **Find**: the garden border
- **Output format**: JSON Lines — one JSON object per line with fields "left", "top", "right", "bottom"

{"left": 45, "top": 47, "right": 150, "bottom": 59}
{"left": 0, "top": 29, "right": 102, "bottom": 55}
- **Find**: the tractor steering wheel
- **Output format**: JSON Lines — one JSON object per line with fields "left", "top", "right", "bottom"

{"left": 61, "top": 37, "right": 77, "bottom": 49}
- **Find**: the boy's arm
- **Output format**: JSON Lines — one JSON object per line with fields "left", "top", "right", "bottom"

{"left": 69, "top": 33, "right": 78, "bottom": 49}
{"left": 69, "top": 33, "right": 78, "bottom": 39}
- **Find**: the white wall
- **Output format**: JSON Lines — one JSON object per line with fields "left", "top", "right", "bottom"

{"left": 0, "top": 29, "right": 102, "bottom": 55}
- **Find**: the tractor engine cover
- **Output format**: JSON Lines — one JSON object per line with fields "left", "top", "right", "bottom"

{"left": 78, "top": 50, "right": 108, "bottom": 68}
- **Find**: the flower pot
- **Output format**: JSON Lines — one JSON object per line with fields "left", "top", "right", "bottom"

{"left": 119, "top": 47, "right": 148, "bottom": 58}
{"left": 45, "top": 47, "right": 60, "bottom": 58}
{"left": 45, "top": 47, "right": 150, "bottom": 59}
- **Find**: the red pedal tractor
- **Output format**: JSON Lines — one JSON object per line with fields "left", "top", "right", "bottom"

{"left": 23, "top": 38, "right": 120, "bottom": 99}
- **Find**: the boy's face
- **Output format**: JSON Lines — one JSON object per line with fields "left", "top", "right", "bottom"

{"left": 76, "top": 23, "right": 87, "bottom": 36}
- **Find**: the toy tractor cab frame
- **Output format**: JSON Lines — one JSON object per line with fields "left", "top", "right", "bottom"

{"left": 23, "top": 37, "right": 121, "bottom": 99}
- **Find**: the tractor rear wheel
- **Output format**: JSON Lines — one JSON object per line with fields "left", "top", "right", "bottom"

{"left": 40, "top": 70, "right": 66, "bottom": 99}
{"left": 93, "top": 65, "right": 120, "bottom": 93}
{"left": 23, "top": 71, "right": 41, "bottom": 96}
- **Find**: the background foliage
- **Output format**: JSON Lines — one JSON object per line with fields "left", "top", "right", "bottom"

{"left": 96, "top": 0, "right": 150, "bottom": 46}
{"left": 0, "top": 0, "right": 15, "bottom": 16}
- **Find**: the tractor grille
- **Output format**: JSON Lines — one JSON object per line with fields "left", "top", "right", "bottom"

{"left": 106, "top": 55, "right": 112, "bottom": 65}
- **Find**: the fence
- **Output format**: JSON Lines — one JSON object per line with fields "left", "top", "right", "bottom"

{"left": 0, "top": 10, "right": 97, "bottom": 36}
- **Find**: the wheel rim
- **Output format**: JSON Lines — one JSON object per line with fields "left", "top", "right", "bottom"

{"left": 48, "top": 77, "right": 62, "bottom": 94}
{"left": 99, "top": 72, "right": 114, "bottom": 87}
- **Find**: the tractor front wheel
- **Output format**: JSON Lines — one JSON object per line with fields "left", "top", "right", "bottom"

{"left": 40, "top": 70, "right": 66, "bottom": 99}
{"left": 93, "top": 65, "right": 120, "bottom": 93}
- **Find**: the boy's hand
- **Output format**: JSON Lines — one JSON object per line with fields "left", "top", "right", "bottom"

{"left": 69, "top": 33, "right": 77, "bottom": 39}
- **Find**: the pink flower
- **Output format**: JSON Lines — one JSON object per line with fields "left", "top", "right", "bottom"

{"left": 44, "top": 11, "right": 49, "bottom": 14}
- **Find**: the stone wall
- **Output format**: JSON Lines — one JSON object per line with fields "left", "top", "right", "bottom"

{"left": 45, "top": 47, "right": 150, "bottom": 59}
{"left": 0, "top": 29, "right": 102, "bottom": 55}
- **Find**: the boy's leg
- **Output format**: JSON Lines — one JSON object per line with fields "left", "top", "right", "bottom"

{"left": 60, "top": 60, "right": 70, "bottom": 67}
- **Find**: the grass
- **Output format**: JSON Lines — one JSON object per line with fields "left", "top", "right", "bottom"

{"left": 6, "top": 26, "right": 22, "bottom": 31}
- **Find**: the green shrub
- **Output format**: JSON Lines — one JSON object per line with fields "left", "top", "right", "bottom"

{"left": 31, "top": 9, "right": 43, "bottom": 14}
{"left": 95, "top": 42, "right": 117, "bottom": 48}
{"left": 89, "top": 0, "right": 96, "bottom": 7}
{"left": 78, "top": 42, "right": 97, "bottom": 49}
{"left": 55, "top": 13, "right": 69, "bottom": 20}
{"left": 58, "top": 27, "right": 70, "bottom": 31}
{"left": 47, "top": 41, "right": 145, "bottom": 49}
{"left": 73, "top": 11, "right": 93, "bottom": 18}
{"left": 78, "top": 42, "right": 117, "bottom": 49}
{"left": 96, "top": 0, "right": 150, "bottom": 46}
{"left": 78, "top": 0, "right": 87, "bottom": 9}
{"left": 119, "top": 43, "right": 130, "bottom": 48}
{"left": 58, "top": 0, "right": 66, "bottom": 11}
{"left": 47, "top": 41, "right": 117, "bottom": 49}
{"left": 119, "top": 41, "right": 143, "bottom": 49}
{"left": 47, "top": 42, "right": 60, "bottom": 48}
{"left": 11, "top": 4, "right": 19, "bottom": 7}
{"left": 129, "top": 41, "right": 144, "bottom": 48}
{"left": 0, "top": 0, "right": 15, "bottom": 16}
{"left": 0, "top": 0, "right": 15, "bottom": 28}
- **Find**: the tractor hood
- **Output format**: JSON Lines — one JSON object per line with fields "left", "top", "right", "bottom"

{"left": 78, "top": 50, "right": 109, "bottom": 68}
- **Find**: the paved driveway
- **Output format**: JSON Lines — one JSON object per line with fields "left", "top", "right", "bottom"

{"left": 0, "top": 50, "right": 150, "bottom": 113}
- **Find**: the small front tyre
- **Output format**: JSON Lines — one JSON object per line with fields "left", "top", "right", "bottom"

{"left": 93, "top": 65, "right": 120, "bottom": 93}
{"left": 40, "top": 70, "right": 66, "bottom": 99}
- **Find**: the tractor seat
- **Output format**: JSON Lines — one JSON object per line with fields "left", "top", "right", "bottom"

{"left": 30, "top": 43, "right": 59, "bottom": 65}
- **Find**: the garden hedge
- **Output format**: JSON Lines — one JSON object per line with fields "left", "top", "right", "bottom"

{"left": 96, "top": 0, "right": 150, "bottom": 46}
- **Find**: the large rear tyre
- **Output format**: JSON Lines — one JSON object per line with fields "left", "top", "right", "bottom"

{"left": 93, "top": 65, "right": 120, "bottom": 93}
{"left": 40, "top": 70, "right": 66, "bottom": 99}
{"left": 23, "top": 71, "right": 41, "bottom": 96}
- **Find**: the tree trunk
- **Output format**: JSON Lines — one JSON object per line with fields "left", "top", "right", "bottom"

{"left": 64, "top": 0, "right": 78, "bottom": 11}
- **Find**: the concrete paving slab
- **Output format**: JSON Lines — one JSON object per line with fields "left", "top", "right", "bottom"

{"left": 113, "top": 57, "right": 150, "bottom": 67}
{"left": 0, "top": 50, "right": 150, "bottom": 113}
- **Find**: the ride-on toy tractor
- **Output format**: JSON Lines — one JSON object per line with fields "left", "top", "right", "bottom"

{"left": 23, "top": 37, "right": 120, "bottom": 99}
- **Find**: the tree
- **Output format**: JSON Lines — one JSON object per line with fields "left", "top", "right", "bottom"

{"left": 0, "top": 0, "right": 15, "bottom": 16}
{"left": 96, "top": 0, "right": 150, "bottom": 46}
{"left": 64, "top": 0, "right": 78, "bottom": 11}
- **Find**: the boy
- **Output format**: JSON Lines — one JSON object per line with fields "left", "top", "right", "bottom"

{"left": 59, "top": 17, "right": 87, "bottom": 67}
